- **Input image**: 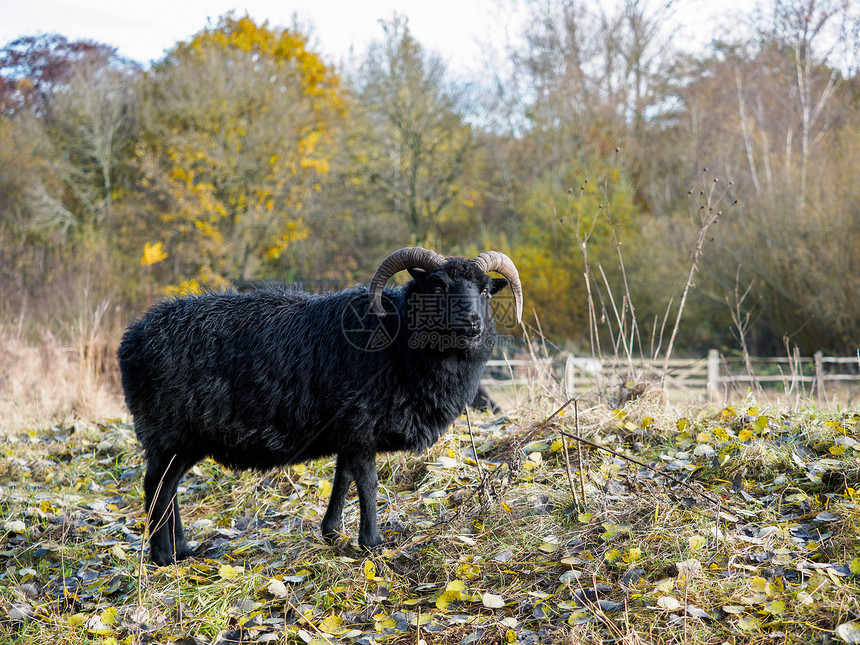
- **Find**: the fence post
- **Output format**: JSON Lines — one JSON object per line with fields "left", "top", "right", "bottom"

{"left": 564, "top": 355, "right": 575, "bottom": 398}
{"left": 707, "top": 349, "right": 720, "bottom": 402}
{"left": 814, "top": 351, "right": 824, "bottom": 401}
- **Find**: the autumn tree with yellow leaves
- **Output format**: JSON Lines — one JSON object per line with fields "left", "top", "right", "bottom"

{"left": 134, "top": 15, "right": 344, "bottom": 290}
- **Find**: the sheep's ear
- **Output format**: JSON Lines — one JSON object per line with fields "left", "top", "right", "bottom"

{"left": 407, "top": 267, "right": 429, "bottom": 287}
{"left": 489, "top": 278, "right": 509, "bottom": 296}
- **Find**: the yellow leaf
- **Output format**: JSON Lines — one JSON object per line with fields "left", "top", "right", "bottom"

{"left": 624, "top": 547, "right": 642, "bottom": 563}
{"left": 317, "top": 479, "right": 332, "bottom": 498}
{"left": 100, "top": 607, "right": 118, "bottom": 626}
{"left": 737, "top": 615, "right": 761, "bottom": 631}
{"left": 677, "top": 418, "right": 690, "bottom": 431}
{"left": 688, "top": 535, "right": 707, "bottom": 551}
{"left": 435, "top": 591, "right": 455, "bottom": 611}
{"left": 319, "top": 616, "right": 346, "bottom": 635}
{"left": 219, "top": 564, "right": 238, "bottom": 579}
{"left": 69, "top": 613, "right": 88, "bottom": 627}
{"left": 762, "top": 600, "right": 786, "bottom": 616}
{"left": 363, "top": 561, "right": 376, "bottom": 580}
{"left": 849, "top": 557, "right": 860, "bottom": 575}
{"left": 738, "top": 429, "right": 753, "bottom": 442}
{"left": 456, "top": 562, "right": 481, "bottom": 580}
{"left": 374, "top": 617, "right": 396, "bottom": 629}
{"left": 655, "top": 578, "right": 674, "bottom": 594}
{"left": 605, "top": 549, "right": 622, "bottom": 562}
{"left": 140, "top": 241, "right": 167, "bottom": 267}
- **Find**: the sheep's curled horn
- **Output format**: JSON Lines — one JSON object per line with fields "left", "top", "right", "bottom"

{"left": 369, "top": 247, "right": 523, "bottom": 323}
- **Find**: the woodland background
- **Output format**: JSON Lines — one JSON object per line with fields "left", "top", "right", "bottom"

{"left": 1, "top": 0, "right": 859, "bottom": 361}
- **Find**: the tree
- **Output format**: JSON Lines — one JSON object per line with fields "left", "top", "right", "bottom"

{"left": 0, "top": 35, "right": 139, "bottom": 240}
{"left": 0, "top": 34, "right": 119, "bottom": 118}
{"left": 135, "top": 14, "right": 344, "bottom": 288}
{"left": 352, "top": 15, "right": 474, "bottom": 246}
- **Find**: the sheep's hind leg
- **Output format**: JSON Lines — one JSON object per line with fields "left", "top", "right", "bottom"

{"left": 321, "top": 453, "right": 354, "bottom": 543}
{"left": 143, "top": 452, "right": 196, "bottom": 566}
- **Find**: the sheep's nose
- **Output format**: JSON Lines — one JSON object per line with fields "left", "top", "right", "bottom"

{"left": 461, "top": 312, "right": 481, "bottom": 335}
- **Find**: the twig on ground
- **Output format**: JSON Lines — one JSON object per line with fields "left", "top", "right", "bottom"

{"left": 560, "top": 398, "right": 581, "bottom": 511}
{"left": 557, "top": 428, "right": 720, "bottom": 506}
{"left": 285, "top": 598, "right": 336, "bottom": 645}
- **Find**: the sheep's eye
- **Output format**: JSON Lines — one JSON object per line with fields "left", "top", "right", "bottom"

{"left": 433, "top": 286, "right": 444, "bottom": 294}
{"left": 482, "top": 287, "right": 490, "bottom": 296}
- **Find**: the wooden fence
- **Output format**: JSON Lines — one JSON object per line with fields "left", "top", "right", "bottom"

{"left": 482, "top": 350, "right": 860, "bottom": 401}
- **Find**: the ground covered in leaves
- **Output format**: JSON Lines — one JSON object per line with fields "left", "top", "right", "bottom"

{"left": 1, "top": 398, "right": 859, "bottom": 644}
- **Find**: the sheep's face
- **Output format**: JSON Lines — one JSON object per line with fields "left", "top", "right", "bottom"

{"left": 404, "top": 259, "right": 509, "bottom": 352}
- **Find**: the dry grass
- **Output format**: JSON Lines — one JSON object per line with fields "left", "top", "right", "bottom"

{"left": 0, "top": 335, "right": 126, "bottom": 433}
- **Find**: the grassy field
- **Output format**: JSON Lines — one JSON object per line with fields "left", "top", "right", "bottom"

{"left": 0, "top": 386, "right": 859, "bottom": 644}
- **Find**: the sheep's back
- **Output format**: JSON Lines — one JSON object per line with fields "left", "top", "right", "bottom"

{"left": 118, "top": 289, "right": 370, "bottom": 464}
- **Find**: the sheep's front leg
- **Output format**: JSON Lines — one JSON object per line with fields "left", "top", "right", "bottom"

{"left": 352, "top": 452, "right": 382, "bottom": 548}
{"left": 320, "top": 451, "right": 382, "bottom": 547}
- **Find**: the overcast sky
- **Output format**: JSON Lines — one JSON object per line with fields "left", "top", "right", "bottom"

{"left": 2, "top": 0, "right": 529, "bottom": 73}
{"left": 1, "top": 0, "right": 746, "bottom": 76}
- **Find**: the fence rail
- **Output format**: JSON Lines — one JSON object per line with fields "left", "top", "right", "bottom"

{"left": 483, "top": 350, "right": 860, "bottom": 401}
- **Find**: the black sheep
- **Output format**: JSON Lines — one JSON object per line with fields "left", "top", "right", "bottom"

{"left": 118, "top": 247, "right": 522, "bottom": 565}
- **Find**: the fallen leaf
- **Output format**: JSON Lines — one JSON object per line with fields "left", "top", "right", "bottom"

{"left": 363, "top": 560, "right": 376, "bottom": 580}
{"left": 836, "top": 622, "right": 860, "bottom": 644}
{"left": 657, "top": 596, "right": 681, "bottom": 610}
{"left": 319, "top": 615, "right": 346, "bottom": 635}
{"left": 482, "top": 592, "right": 505, "bottom": 609}
{"left": 267, "top": 579, "right": 287, "bottom": 598}
{"left": 219, "top": 564, "right": 238, "bottom": 580}
{"left": 688, "top": 535, "right": 707, "bottom": 550}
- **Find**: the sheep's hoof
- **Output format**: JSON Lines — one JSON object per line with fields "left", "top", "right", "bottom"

{"left": 321, "top": 522, "right": 344, "bottom": 545}
{"left": 357, "top": 534, "right": 385, "bottom": 550}
{"left": 151, "top": 545, "right": 196, "bottom": 567}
